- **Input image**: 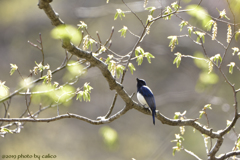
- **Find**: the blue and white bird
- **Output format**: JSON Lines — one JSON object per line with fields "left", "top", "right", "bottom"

{"left": 136, "top": 78, "right": 156, "bottom": 125}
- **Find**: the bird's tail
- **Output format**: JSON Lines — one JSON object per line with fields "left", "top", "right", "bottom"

{"left": 152, "top": 110, "right": 155, "bottom": 125}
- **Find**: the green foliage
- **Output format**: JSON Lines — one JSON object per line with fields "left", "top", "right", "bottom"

{"left": 51, "top": 25, "right": 82, "bottom": 44}
{"left": 118, "top": 26, "right": 128, "bottom": 38}
{"left": 82, "top": 35, "right": 96, "bottom": 51}
{"left": 136, "top": 55, "right": 144, "bottom": 65}
{"left": 116, "top": 65, "right": 125, "bottom": 78}
{"left": 235, "top": 29, "right": 240, "bottom": 41}
{"left": 227, "top": 62, "right": 235, "bottom": 74}
{"left": 105, "top": 55, "right": 113, "bottom": 64}
{"left": 216, "top": 8, "right": 230, "bottom": 20}
{"left": 163, "top": 6, "right": 173, "bottom": 20}
{"left": 168, "top": 36, "right": 178, "bottom": 52}
{"left": 173, "top": 52, "right": 181, "bottom": 68}
{"left": 210, "top": 54, "right": 222, "bottom": 66}
{"left": 173, "top": 111, "right": 186, "bottom": 119}
{"left": 108, "top": 60, "right": 116, "bottom": 77}
{"left": 66, "top": 60, "right": 84, "bottom": 77}
{"left": 232, "top": 47, "right": 239, "bottom": 56}
{"left": 171, "top": 1, "right": 181, "bottom": 10}
{"left": 34, "top": 61, "right": 50, "bottom": 75}
{"left": 194, "top": 31, "right": 205, "bottom": 43}
{"left": 135, "top": 46, "right": 155, "bottom": 65}
{"left": 1, "top": 128, "right": 13, "bottom": 134}
{"left": 199, "top": 111, "right": 205, "bottom": 119}
{"left": 187, "top": 26, "right": 193, "bottom": 36}
{"left": 193, "top": 52, "right": 208, "bottom": 70}
{"left": 41, "top": 70, "right": 52, "bottom": 84}
{"left": 77, "top": 21, "right": 87, "bottom": 29}
{"left": 171, "top": 134, "right": 184, "bottom": 156}
{"left": 144, "top": 52, "right": 155, "bottom": 63}
{"left": 105, "top": 55, "right": 125, "bottom": 78}
{"left": 145, "top": 6, "right": 156, "bottom": 15}
{"left": 199, "top": 104, "right": 212, "bottom": 119}
{"left": 114, "top": 9, "right": 125, "bottom": 20}
{"left": 128, "top": 63, "right": 136, "bottom": 75}
{"left": 186, "top": 5, "right": 211, "bottom": 27}
{"left": 204, "top": 104, "right": 212, "bottom": 110}
{"left": 199, "top": 72, "right": 218, "bottom": 84}
{"left": 174, "top": 112, "right": 181, "bottom": 119}
{"left": 179, "top": 21, "right": 188, "bottom": 31}
{"left": 135, "top": 46, "right": 144, "bottom": 57}
{"left": 32, "top": 84, "right": 75, "bottom": 106}
{"left": 76, "top": 83, "right": 93, "bottom": 102}
{"left": 0, "top": 81, "right": 9, "bottom": 99}
{"left": 10, "top": 64, "right": 18, "bottom": 75}
{"left": 99, "top": 126, "right": 118, "bottom": 150}
{"left": 205, "top": 20, "right": 215, "bottom": 31}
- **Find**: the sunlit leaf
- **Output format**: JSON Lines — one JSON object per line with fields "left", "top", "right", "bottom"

{"left": 51, "top": 25, "right": 82, "bottom": 44}
{"left": 179, "top": 21, "right": 188, "bottom": 31}
{"left": 186, "top": 5, "right": 211, "bottom": 27}
{"left": 99, "top": 126, "right": 118, "bottom": 149}
{"left": 227, "top": 62, "right": 235, "bottom": 74}
{"left": 67, "top": 60, "right": 84, "bottom": 77}
{"left": 144, "top": 52, "right": 155, "bottom": 63}
{"left": 128, "top": 63, "right": 136, "bottom": 75}
{"left": 118, "top": 26, "right": 128, "bottom": 38}
{"left": 0, "top": 81, "right": 9, "bottom": 99}
{"left": 173, "top": 52, "right": 181, "bottom": 68}
{"left": 10, "top": 63, "right": 18, "bottom": 76}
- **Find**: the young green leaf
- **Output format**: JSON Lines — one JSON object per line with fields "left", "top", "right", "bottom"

{"left": 145, "top": 6, "right": 156, "bottom": 15}
{"left": 116, "top": 65, "right": 125, "bottom": 78}
{"left": 232, "top": 47, "right": 239, "bottom": 56}
{"left": 217, "top": 8, "right": 230, "bottom": 20}
{"left": 51, "top": 25, "right": 82, "bottom": 44}
{"left": 144, "top": 52, "right": 155, "bottom": 63}
{"left": 135, "top": 46, "right": 145, "bottom": 57}
{"left": 210, "top": 54, "right": 222, "bottom": 66}
{"left": 235, "top": 29, "right": 240, "bottom": 41}
{"left": 186, "top": 5, "right": 211, "bottom": 27}
{"left": 188, "top": 26, "right": 193, "bottom": 37}
{"left": 0, "top": 81, "right": 9, "bottom": 98}
{"left": 168, "top": 36, "right": 178, "bottom": 52}
{"left": 118, "top": 26, "right": 128, "bottom": 38}
{"left": 174, "top": 112, "right": 181, "bottom": 119}
{"left": 128, "top": 63, "right": 136, "bottom": 75}
{"left": 179, "top": 21, "right": 188, "bottom": 31}
{"left": 77, "top": 21, "right": 87, "bottom": 29}
{"left": 136, "top": 55, "right": 144, "bottom": 65}
{"left": 10, "top": 64, "right": 18, "bottom": 76}
{"left": 204, "top": 104, "right": 212, "bottom": 110}
{"left": 171, "top": 1, "right": 181, "bottom": 10}
{"left": 1, "top": 128, "right": 13, "bottom": 134}
{"left": 205, "top": 20, "right": 215, "bottom": 31}
{"left": 173, "top": 52, "right": 181, "bottom": 68}
{"left": 199, "top": 111, "right": 205, "bottom": 119}
{"left": 227, "top": 62, "right": 235, "bottom": 74}
{"left": 163, "top": 6, "right": 173, "bottom": 20}
{"left": 105, "top": 55, "right": 113, "bottom": 64}
{"left": 114, "top": 9, "right": 125, "bottom": 20}
{"left": 194, "top": 31, "right": 206, "bottom": 43}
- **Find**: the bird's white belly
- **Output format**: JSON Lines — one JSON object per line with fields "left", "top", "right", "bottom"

{"left": 137, "top": 92, "right": 148, "bottom": 107}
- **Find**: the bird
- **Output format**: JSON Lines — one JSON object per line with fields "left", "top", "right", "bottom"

{"left": 136, "top": 78, "right": 156, "bottom": 125}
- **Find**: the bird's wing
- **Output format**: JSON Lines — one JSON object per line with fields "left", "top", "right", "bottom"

{"left": 139, "top": 86, "right": 156, "bottom": 112}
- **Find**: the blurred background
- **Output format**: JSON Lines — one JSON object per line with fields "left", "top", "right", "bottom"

{"left": 0, "top": 0, "right": 240, "bottom": 159}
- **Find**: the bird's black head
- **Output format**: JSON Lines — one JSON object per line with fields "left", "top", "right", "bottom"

{"left": 136, "top": 78, "right": 146, "bottom": 87}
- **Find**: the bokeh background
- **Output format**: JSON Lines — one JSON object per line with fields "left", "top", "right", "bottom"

{"left": 1, "top": 0, "right": 240, "bottom": 159}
